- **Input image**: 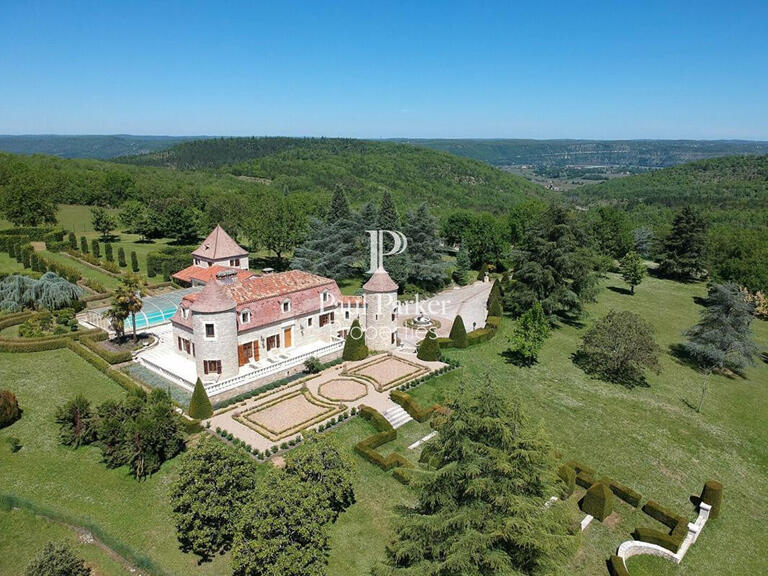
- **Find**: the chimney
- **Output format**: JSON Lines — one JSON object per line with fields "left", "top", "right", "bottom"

{"left": 216, "top": 268, "right": 238, "bottom": 285}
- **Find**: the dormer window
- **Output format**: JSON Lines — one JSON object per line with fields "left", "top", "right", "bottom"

{"left": 282, "top": 300, "right": 291, "bottom": 313}
{"left": 181, "top": 307, "right": 189, "bottom": 319}
{"left": 241, "top": 310, "right": 251, "bottom": 324}
{"left": 321, "top": 290, "right": 330, "bottom": 304}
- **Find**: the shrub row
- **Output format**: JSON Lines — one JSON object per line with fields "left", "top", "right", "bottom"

{"left": 0, "top": 493, "right": 172, "bottom": 576}
{"left": 438, "top": 316, "right": 501, "bottom": 349}
{"left": 146, "top": 247, "right": 192, "bottom": 280}
{"left": 80, "top": 334, "right": 133, "bottom": 364}
{"left": 600, "top": 476, "right": 642, "bottom": 508}
{"left": 557, "top": 464, "right": 576, "bottom": 497}
{"left": 390, "top": 389, "right": 439, "bottom": 423}
{"left": 212, "top": 358, "right": 343, "bottom": 410}
{"left": 354, "top": 405, "right": 413, "bottom": 472}
{"left": 607, "top": 555, "right": 631, "bottom": 576}
{"left": 566, "top": 460, "right": 595, "bottom": 489}
{"left": 65, "top": 340, "right": 145, "bottom": 395}
{"left": 633, "top": 500, "right": 689, "bottom": 552}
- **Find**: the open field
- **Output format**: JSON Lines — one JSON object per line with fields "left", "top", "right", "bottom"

{"left": 0, "top": 349, "right": 229, "bottom": 576}
{"left": 0, "top": 507, "right": 130, "bottom": 576}
{"left": 409, "top": 273, "right": 768, "bottom": 576}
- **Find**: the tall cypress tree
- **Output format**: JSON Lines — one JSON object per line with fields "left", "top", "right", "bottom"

{"left": 452, "top": 244, "right": 471, "bottom": 286}
{"left": 659, "top": 206, "right": 708, "bottom": 280}
{"left": 377, "top": 382, "right": 577, "bottom": 575}
{"left": 188, "top": 379, "right": 213, "bottom": 420}
{"left": 342, "top": 319, "right": 368, "bottom": 360}
{"left": 416, "top": 329, "right": 440, "bottom": 362}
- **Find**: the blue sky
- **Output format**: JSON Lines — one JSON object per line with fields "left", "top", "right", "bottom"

{"left": 1, "top": 0, "right": 767, "bottom": 138}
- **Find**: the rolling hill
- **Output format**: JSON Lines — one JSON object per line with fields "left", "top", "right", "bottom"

{"left": 0, "top": 135, "right": 203, "bottom": 159}
{"left": 397, "top": 139, "right": 768, "bottom": 168}
{"left": 116, "top": 137, "right": 549, "bottom": 213}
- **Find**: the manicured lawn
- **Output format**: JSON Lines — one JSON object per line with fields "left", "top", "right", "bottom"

{"left": 41, "top": 250, "right": 122, "bottom": 290}
{"left": 0, "top": 507, "right": 130, "bottom": 576}
{"left": 324, "top": 417, "right": 415, "bottom": 576}
{"left": 0, "top": 252, "right": 27, "bottom": 275}
{"left": 0, "top": 349, "right": 229, "bottom": 576}
{"left": 56, "top": 204, "right": 121, "bottom": 235}
{"left": 408, "top": 273, "right": 768, "bottom": 576}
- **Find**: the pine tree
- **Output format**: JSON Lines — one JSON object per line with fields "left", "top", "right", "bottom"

{"left": 659, "top": 206, "right": 708, "bottom": 280}
{"left": 328, "top": 185, "right": 352, "bottom": 223}
{"left": 342, "top": 319, "right": 368, "bottom": 360}
{"left": 117, "top": 247, "right": 127, "bottom": 267}
{"left": 403, "top": 203, "right": 447, "bottom": 291}
{"left": 620, "top": 251, "right": 646, "bottom": 294}
{"left": 130, "top": 251, "right": 139, "bottom": 272}
{"left": 416, "top": 329, "right": 440, "bottom": 361}
{"left": 449, "top": 315, "right": 468, "bottom": 348}
{"left": 683, "top": 283, "right": 759, "bottom": 412}
{"left": 377, "top": 382, "right": 577, "bottom": 575}
{"left": 452, "top": 244, "right": 471, "bottom": 286}
{"left": 188, "top": 378, "right": 213, "bottom": 419}
{"left": 508, "top": 301, "right": 550, "bottom": 366}
{"left": 377, "top": 190, "right": 399, "bottom": 230}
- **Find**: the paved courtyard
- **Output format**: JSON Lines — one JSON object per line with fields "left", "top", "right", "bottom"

{"left": 207, "top": 351, "right": 445, "bottom": 451}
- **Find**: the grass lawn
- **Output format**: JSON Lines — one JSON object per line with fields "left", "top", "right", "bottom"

{"left": 0, "top": 507, "right": 130, "bottom": 576}
{"left": 0, "top": 252, "right": 27, "bottom": 275}
{"left": 408, "top": 273, "right": 768, "bottom": 576}
{"left": 41, "top": 250, "right": 122, "bottom": 290}
{"left": 0, "top": 349, "right": 229, "bottom": 576}
{"left": 324, "top": 417, "right": 415, "bottom": 576}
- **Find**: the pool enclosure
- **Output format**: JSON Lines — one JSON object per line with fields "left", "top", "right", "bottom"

{"left": 83, "top": 287, "right": 201, "bottom": 332}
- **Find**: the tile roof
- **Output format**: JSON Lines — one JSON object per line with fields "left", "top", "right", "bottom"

{"left": 172, "top": 264, "right": 255, "bottom": 285}
{"left": 191, "top": 225, "right": 248, "bottom": 260}
{"left": 190, "top": 280, "right": 237, "bottom": 313}
{"left": 362, "top": 267, "right": 399, "bottom": 293}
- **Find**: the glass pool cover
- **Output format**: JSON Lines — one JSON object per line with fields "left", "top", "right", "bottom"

{"left": 91, "top": 287, "right": 201, "bottom": 331}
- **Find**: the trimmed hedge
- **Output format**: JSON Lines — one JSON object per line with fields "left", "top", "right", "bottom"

{"left": 633, "top": 500, "right": 689, "bottom": 552}
{"left": 607, "top": 555, "right": 631, "bottom": 576}
{"left": 700, "top": 480, "right": 723, "bottom": 519}
{"left": 600, "top": 477, "right": 642, "bottom": 508}
{"left": 390, "top": 389, "right": 440, "bottom": 423}
{"left": 80, "top": 335, "right": 133, "bottom": 364}
{"left": 581, "top": 482, "right": 614, "bottom": 521}
{"left": 557, "top": 464, "right": 576, "bottom": 498}
{"left": 65, "top": 340, "right": 144, "bottom": 395}
{"left": 566, "top": 460, "right": 595, "bottom": 489}
{"left": 354, "top": 405, "right": 413, "bottom": 472}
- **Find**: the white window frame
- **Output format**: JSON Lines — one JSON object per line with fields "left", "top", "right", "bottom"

{"left": 241, "top": 310, "right": 251, "bottom": 324}
{"left": 282, "top": 300, "right": 291, "bottom": 313}
{"left": 204, "top": 323, "right": 216, "bottom": 340}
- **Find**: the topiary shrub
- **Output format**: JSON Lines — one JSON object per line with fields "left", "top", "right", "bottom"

{"left": 117, "top": 247, "right": 127, "bottom": 267}
{"left": 188, "top": 378, "right": 213, "bottom": 419}
{"left": 607, "top": 555, "right": 630, "bottom": 576}
{"left": 417, "top": 329, "right": 441, "bottom": 362}
{"left": 91, "top": 239, "right": 100, "bottom": 259}
{"left": 567, "top": 460, "right": 595, "bottom": 488}
{"left": 557, "top": 464, "right": 576, "bottom": 498}
{"left": 104, "top": 243, "right": 114, "bottom": 262}
{"left": 342, "top": 318, "right": 368, "bottom": 361}
{"left": 80, "top": 236, "right": 88, "bottom": 254}
{"left": 581, "top": 482, "right": 614, "bottom": 521}
{"left": 601, "top": 477, "right": 642, "bottom": 508}
{"left": 488, "top": 295, "right": 503, "bottom": 317}
{"left": 0, "top": 390, "right": 21, "bottom": 428}
{"left": 131, "top": 251, "right": 139, "bottom": 273}
{"left": 477, "top": 263, "right": 488, "bottom": 281}
{"left": 449, "top": 315, "right": 468, "bottom": 348}
{"left": 700, "top": 480, "right": 723, "bottom": 519}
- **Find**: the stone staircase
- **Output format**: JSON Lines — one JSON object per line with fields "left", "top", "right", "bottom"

{"left": 382, "top": 405, "right": 412, "bottom": 429}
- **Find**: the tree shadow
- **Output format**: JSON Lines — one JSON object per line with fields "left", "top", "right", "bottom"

{"left": 761, "top": 352, "right": 768, "bottom": 365}
{"left": 607, "top": 286, "right": 633, "bottom": 296}
{"left": 556, "top": 315, "right": 585, "bottom": 329}
{"left": 571, "top": 351, "right": 649, "bottom": 389}
{"left": 668, "top": 343, "right": 701, "bottom": 371}
{"left": 681, "top": 397, "right": 699, "bottom": 412}
{"left": 692, "top": 295, "right": 708, "bottom": 307}
{"left": 500, "top": 349, "right": 537, "bottom": 367}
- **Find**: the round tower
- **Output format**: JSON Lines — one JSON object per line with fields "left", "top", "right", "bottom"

{"left": 363, "top": 267, "right": 399, "bottom": 351}
{"left": 191, "top": 277, "right": 238, "bottom": 380}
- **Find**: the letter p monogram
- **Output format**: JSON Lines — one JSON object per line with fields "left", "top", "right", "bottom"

{"left": 366, "top": 230, "right": 408, "bottom": 273}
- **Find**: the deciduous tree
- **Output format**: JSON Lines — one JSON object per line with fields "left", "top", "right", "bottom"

{"left": 25, "top": 541, "right": 91, "bottom": 576}
{"left": 620, "top": 251, "right": 646, "bottom": 294}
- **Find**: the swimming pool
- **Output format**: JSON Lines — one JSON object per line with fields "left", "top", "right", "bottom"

{"left": 90, "top": 287, "right": 201, "bottom": 332}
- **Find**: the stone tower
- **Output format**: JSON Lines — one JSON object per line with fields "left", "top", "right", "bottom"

{"left": 363, "top": 267, "right": 399, "bottom": 351}
{"left": 190, "top": 275, "right": 238, "bottom": 380}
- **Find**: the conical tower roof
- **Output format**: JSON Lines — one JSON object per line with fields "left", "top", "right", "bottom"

{"left": 363, "top": 267, "right": 398, "bottom": 293}
{"left": 192, "top": 225, "right": 248, "bottom": 259}
{"left": 190, "top": 279, "right": 236, "bottom": 313}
